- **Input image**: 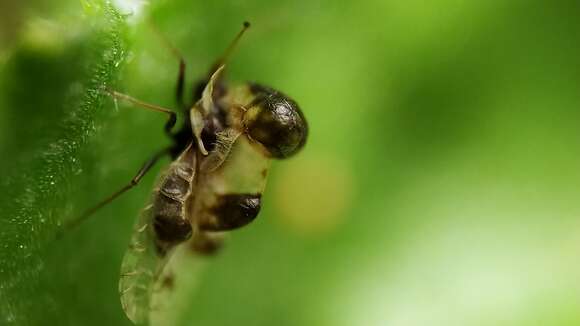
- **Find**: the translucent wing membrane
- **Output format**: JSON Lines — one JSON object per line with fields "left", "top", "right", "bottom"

{"left": 148, "top": 238, "right": 214, "bottom": 326}
{"left": 119, "top": 145, "right": 196, "bottom": 324}
{"left": 119, "top": 203, "right": 164, "bottom": 324}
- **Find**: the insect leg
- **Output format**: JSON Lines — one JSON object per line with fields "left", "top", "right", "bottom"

{"left": 107, "top": 90, "right": 177, "bottom": 135}
{"left": 63, "top": 147, "right": 171, "bottom": 231}
{"left": 189, "top": 66, "right": 227, "bottom": 156}
{"left": 192, "top": 22, "right": 251, "bottom": 100}
{"left": 147, "top": 19, "right": 187, "bottom": 108}
{"left": 176, "top": 59, "right": 186, "bottom": 109}
{"left": 210, "top": 21, "right": 251, "bottom": 74}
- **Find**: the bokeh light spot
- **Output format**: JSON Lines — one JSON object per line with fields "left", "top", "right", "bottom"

{"left": 273, "top": 155, "right": 354, "bottom": 236}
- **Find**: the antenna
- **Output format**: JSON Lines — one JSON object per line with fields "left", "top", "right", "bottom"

{"left": 213, "top": 21, "right": 251, "bottom": 69}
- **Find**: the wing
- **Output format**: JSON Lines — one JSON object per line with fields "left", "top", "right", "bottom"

{"left": 119, "top": 145, "right": 197, "bottom": 325}
{"left": 147, "top": 233, "right": 220, "bottom": 326}
{"left": 119, "top": 201, "right": 166, "bottom": 324}
{"left": 144, "top": 135, "right": 272, "bottom": 324}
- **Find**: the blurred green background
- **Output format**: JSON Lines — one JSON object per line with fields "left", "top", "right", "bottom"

{"left": 1, "top": 0, "right": 580, "bottom": 325}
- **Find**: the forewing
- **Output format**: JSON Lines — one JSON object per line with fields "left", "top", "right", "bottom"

{"left": 119, "top": 145, "right": 197, "bottom": 325}
{"left": 119, "top": 203, "right": 168, "bottom": 324}
{"left": 148, "top": 236, "right": 215, "bottom": 326}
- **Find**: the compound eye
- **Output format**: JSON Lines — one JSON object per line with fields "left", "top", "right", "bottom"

{"left": 243, "top": 93, "right": 308, "bottom": 159}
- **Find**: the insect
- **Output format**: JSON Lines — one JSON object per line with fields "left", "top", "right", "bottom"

{"left": 72, "top": 22, "right": 307, "bottom": 324}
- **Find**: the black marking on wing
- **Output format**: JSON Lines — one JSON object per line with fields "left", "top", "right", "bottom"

{"left": 119, "top": 145, "right": 196, "bottom": 325}
{"left": 152, "top": 194, "right": 192, "bottom": 253}
{"left": 199, "top": 193, "right": 262, "bottom": 231}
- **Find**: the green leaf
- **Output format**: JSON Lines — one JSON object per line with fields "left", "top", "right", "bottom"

{"left": 0, "top": 3, "right": 129, "bottom": 325}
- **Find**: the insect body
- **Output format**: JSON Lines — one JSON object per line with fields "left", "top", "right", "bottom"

{"left": 111, "top": 23, "right": 308, "bottom": 324}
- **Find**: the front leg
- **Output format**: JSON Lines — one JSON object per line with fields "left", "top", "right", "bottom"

{"left": 189, "top": 109, "right": 209, "bottom": 155}
{"left": 189, "top": 66, "right": 226, "bottom": 155}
